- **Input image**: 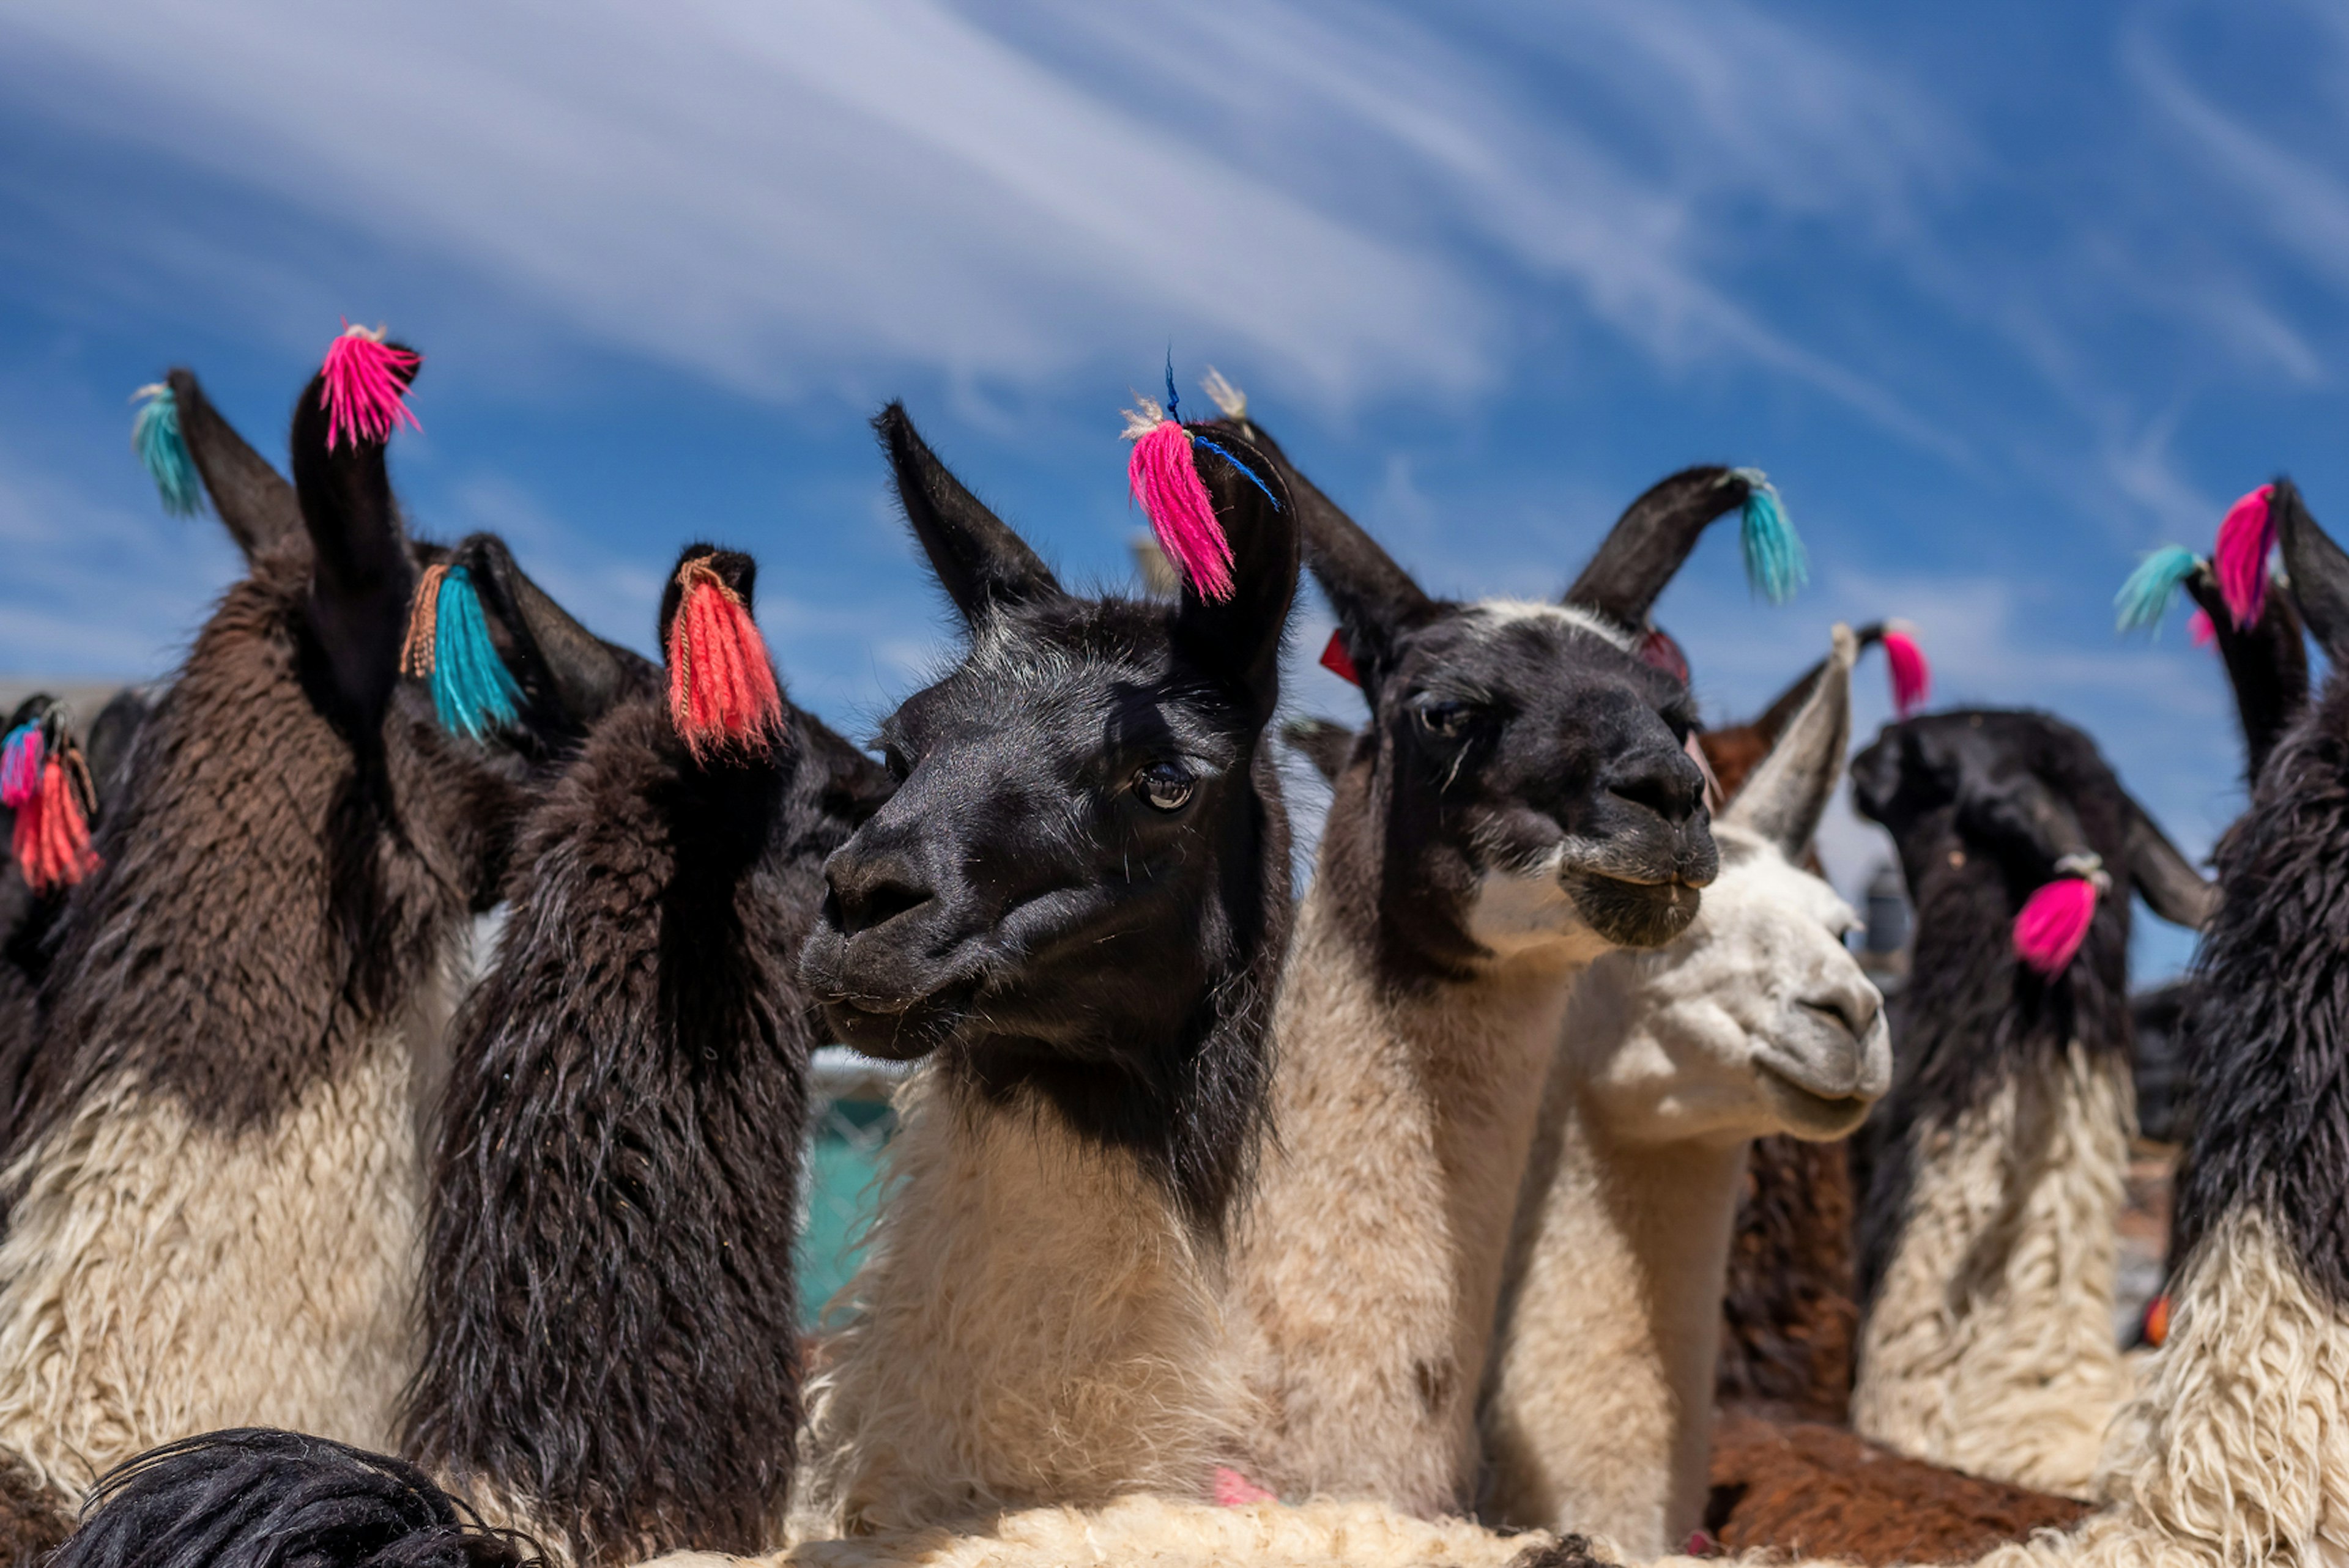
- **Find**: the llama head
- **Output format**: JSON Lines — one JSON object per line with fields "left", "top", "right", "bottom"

{"left": 1566, "top": 627, "right": 1890, "bottom": 1144}
{"left": 799, "top": 402, "right": 1297, "bottom": 1225}
{"left": 1264, "top": 429, "right": 1717, "bottom": 975}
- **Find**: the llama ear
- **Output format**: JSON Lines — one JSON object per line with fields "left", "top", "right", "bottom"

{"left": 453, "top": 534, "right": 650, "bottom": 731}
{"left": 2180, "top": 558, "right": 2310, "bottom": 783}
{"left": 1565, "top": 466, "right": 1767, "bottom": 629}
{"left": 1724, "top": 623, "right": 1854, "bottom": 857}
{"left": 288, "top": 344, "right": 420, "bottom": 722}
{"left": 1226, "top": 416, "right": 1431, "bottom": 699}
{"left": 2120, "top": 796, "right": 2217, "bottom": 930}
{"left": 875, "top": 402, "right": 1061, "bottom": 629}
{"left": 2277, "top": 478, "right": 2349, "bottom": 665}
{"left": 1280, "top": 716, "right": 1357, "bottom": 785}
{"left": 1956, "top": 766, "right": 2095, "bottom": 875}
{"left": 1170, "top": 426, "right": 1299, "bottom": 720}
{"left": 164, "top": 369, "right": 302, "bottom": 563}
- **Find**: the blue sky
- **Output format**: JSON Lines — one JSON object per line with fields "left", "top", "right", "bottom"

{"left": 4, "top": 0, "right": 2343, "bottom": 978}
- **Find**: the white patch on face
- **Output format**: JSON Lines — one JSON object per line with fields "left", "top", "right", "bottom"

{"left": 1466, "top": 848, "right": 1611, "bottom": 965}
{"left": 1468, "top": 600, "right": 1636, "bottom": 652}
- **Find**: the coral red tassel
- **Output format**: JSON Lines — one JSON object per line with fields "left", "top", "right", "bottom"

{"left": 320, "top": 324, "right": 423, "bottom": 450}
{"left": 2213, "top": 483, "right": 2276, "bottom": 630}
{"left": 1881, "top": 627, "right": 1930, "bottom": 719}
{"left": 667, "top": 561, "right": 785, "bottom": 760}
{"left": 1319, "top": 629, "right": 1360, "bottom": 686}
{"left": 2013, "top": 870, "right": 2100, "bottom": 975}
{"left": 12, "top": 756, "right": 96, "bottom": 894}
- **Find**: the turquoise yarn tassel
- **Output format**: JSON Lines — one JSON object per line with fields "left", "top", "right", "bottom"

{"left": 131, "top": 386, "right": 201, "bottom": 517}
{"left": 431, "top": 567, "right": 524, "bottom": 739}
{"left": 2114, "top": 545, "right": 2202, "bottom": 635}
{"left": 1731, "top": 468, "right": 1807, "bottom": 604}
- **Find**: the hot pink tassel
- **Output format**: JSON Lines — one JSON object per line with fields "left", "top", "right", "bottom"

{"left": 2013, "top": 873, "right": 2099, "bottom": 976}
{"left": 2213, "top": 483, "right": 2276, "bottom": 631}
{"left": 1212, "top": 1467, "right": 1276, "bottom": 1507}
{"left": 1126, "top": 417, "right": 1236, "bottom": 603}
{"left": 320, "top": 325, "right": 423, "bottom": 451}
{"left": 2189, "top": 608, "right": 2216, "bottom": 648}
{"left": 1881, "top": 628, "right": 1930, "bottom": 719}
{"left": 0, "top": 727, "right": 41, "bottom": 808}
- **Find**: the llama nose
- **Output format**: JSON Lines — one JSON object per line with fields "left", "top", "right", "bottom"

{"left": 825, "top": 850, "right": 936, "bottom": 938}
{"left": 1606, "top": 749, "right": 1702, "bottom": 827}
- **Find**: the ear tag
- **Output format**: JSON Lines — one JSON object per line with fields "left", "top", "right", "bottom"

{"left": 2013, "top": 852, "right": 2108, "bottom": 976}
{"left": 402, "top": 563, "right": 524, "bottom": 740}
{"left": 1319, "top": 629, "right": 1360, "bottom": 686}
{"left": 1880, "top": 626, "right": 1931, "bottom": 719}
{"left": 2214, "top": 484, "right": 2276, "bottom": 630}
{"left": 2113, "top": 545, "right": 2202, "bottom": 636}
{"left": 667, "top": 558, "right": 785, "bottom": 760}
{"left": 319, "top": 322, "right": 422, "bottom": 449}
{"left": 130, "top": 385, "right": 202, "bottom": 516}
{"left": 1122, "top": 360, "right": 1277, "bottom": 604}
{"left": 1638, "top": 627, "right": 1690, "bottom": 684}
{"left": 1727, "top": 468, "right": 1808, "bottom": 604}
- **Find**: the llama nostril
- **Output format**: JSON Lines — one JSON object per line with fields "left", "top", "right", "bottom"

{"left": 1607, "top": 753, "right": 1701, "bottom": 826}
{"left": 1801, "top": 997, "right": 1864, "bottom": 1040}
{"left": 828, "top": 860, "right": 935, "bottom": 937}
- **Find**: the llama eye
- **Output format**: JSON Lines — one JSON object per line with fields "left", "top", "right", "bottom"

{"left": 1416, "top": 698, "right": 1473, "bottom": 739}
{"left": 1135, "top": 761, "right": 1195, "bottom": 813}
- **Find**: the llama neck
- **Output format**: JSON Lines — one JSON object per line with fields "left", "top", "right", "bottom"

{"left": 1482, "top": 1060, "right": 1744, "bottom": 1559}
{"left": 1852, "top": 1041, "right": 2132, "bottom": 1498}
{"left": 793, "top": 1067, "right": 1251, "bottom": 1537}
{"left": 1228, "top": 885, "right": 1587, "bottom": 1516}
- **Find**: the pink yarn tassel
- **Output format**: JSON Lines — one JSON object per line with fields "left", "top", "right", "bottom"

{"left": 1881, "top": 628, "right": 1930, "bottom": 719}
{"left": 1212, "top": 1467, "right": 1276, "bottom": 1507}
{"left": 2189, "top": 608, "right": 2216, "bottom": 648}
{"left": 0, "top": 727, "right": 41, "bottom": 808}
{"left": 1127, "top": 420, "right": 1236, "bottom": 602}
{"left": 320, "top": 325, "right": 423, "bottom": 450}
{"left": 2213, "top": 483, "right": 2276, "bottom": 630}
{"left": 2013, "top": 875, "right": 2099, "bottom": 976}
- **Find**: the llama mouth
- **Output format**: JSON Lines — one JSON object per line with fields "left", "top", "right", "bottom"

{"left": 1564, "top": 869, "right": 1702, "bottom": 950}
{"left": 1753, "top": 1060, "right": 1873, "bottom": 1138}
{"left": 818, "top": 986, "right": 973, "bottom": 1062}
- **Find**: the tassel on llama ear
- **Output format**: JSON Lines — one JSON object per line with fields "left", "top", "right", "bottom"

{"left": 1880, "top": 624, "right": 1930, "bottom": 719}
{"left": 2, "top": 709, "right": 98, "bottom": 894}
{"left": 1319, "top": 629, "right": 1361, "bottom": 686}
{"left": 320, "top": 323, "right": 423, "bottom": 450}
{"left": 130, "top": 385, "right": 202, "bottom": 516}
{"left": 2013, "top": 851, "right": 2107, "bottom": 976}
{"left": 2113, "top": 545, "right": 2202, "bottom": 635}
{"left": 1726, "top": 468, "right": 1808, "bottom": 604}
{"left": 667, "top": 557, "right": 785, "bottom": 760}
{"left": 2214, "top": 483, "right": 2277, "bottom": 629}
{"left": 1123, "top": 360, "right": 1278, "bottom": 604}
{"left": 400, "top": 562, "right": 525, "bottom": 740}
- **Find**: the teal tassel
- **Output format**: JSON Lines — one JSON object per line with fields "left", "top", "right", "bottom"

{"left": 431, "top": 567, "right": 524, "bottom": 739}
{"left": 131, "top": 386, "right": 201, "bottom": 517}
{"left": 1731, "top": 468, "right": 1807, "bottom": 604}
{"left": 2114, "top": 545, "right": 2202, "bottom": 635}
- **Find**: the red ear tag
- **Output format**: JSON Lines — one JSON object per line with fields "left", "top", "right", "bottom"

{"left": 1319, "top": 629, "right": 1360, "bottom": 686}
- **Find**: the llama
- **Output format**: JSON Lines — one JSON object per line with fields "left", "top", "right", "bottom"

{"left": 1477, "top": 624, "right": 1893, "bottom": 1558}
{"left": 398, "top": 542, "right": 892, "bottom": 1566}
{"left": 1844, "top": 709, "right": 2214, "bottom": 1499}
{"left": 1219, "top": 424, "right": 1731, "bottom": 1519}
{"left": 1696, "top": 620, "right": 1926, "bottom": 1426}
{"left": 786, "top": 401, "right": 1303, "bottom": 1535}
{"left": 0, "top": 333, "right": 642, "bottom": 1550}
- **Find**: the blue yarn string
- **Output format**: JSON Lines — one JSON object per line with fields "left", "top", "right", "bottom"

{"left": 2113, "top": 545, "right": 2202, "bottom": 635}
{"left": 1732, "top": 471, "right": 1808, "bottom": 604}
{"left": 131, "top": 387, "right": 202, "bottom": 517}
{"left": 429, "top": 567, "right": 525, "bottom": 739}
{"left": 1190, "top": 437, "right": 1282, "bottom": 510}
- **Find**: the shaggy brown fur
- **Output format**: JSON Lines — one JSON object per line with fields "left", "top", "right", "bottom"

{"left": 1705, "top": 1409, "right": 2091, "bottom": 1564}
{"left": 1713, "top": 1134, "right": 1858, "bottom": 1423}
